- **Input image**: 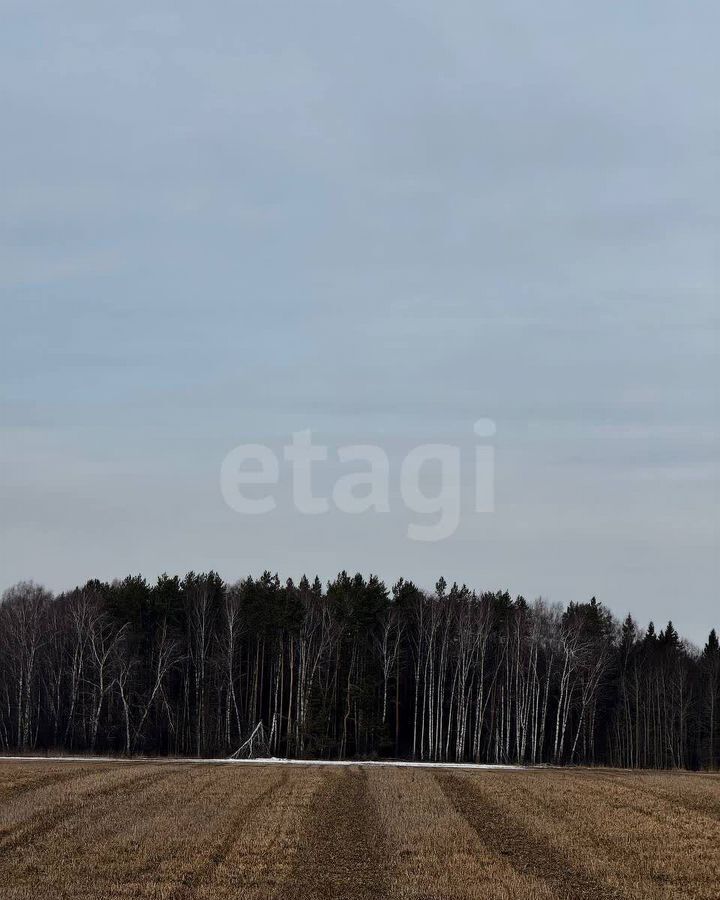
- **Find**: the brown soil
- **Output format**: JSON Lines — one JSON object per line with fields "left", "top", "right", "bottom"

{"left": 0, "top": 761, "right": 717, "bottom": 900}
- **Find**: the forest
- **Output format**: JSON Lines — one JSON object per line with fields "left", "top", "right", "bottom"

{"left": 0, "top": 573, "right": 717, "bottom": 769}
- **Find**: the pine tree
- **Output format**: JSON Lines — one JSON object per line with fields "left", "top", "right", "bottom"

{"left": 704, "top": 628, "right": 719, "bottom": 656}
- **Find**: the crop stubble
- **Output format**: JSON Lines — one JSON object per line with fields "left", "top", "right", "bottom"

{"left": 0, "top": 761, "right": 717, "bottom": 899}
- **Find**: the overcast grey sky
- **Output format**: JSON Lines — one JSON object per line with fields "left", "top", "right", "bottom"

{"left": 1, "top": 1, "right": 718, "bottom": 642}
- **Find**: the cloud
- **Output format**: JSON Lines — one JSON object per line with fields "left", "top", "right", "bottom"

{"left": 1, "top": 1, "right": 718, "bottom": 641}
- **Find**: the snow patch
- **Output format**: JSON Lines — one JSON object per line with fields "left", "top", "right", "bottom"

{"left": 1, "top": 755, "right": 525, "bottom": 771}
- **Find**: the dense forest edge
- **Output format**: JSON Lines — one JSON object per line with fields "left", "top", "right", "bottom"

{"left": 1, "top": 573, "right": 718, "bottom": 769}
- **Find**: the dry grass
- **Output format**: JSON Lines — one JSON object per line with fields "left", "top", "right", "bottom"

{"left": 0, "top": 761, "right": 718, "bottom": 899}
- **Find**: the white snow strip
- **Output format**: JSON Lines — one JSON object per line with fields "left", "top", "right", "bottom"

{"left": 0, "top": 755, "right": 525, "bottom": 771}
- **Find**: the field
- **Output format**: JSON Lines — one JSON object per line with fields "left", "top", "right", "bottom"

{"left": 1, "top": 760, "right": 718, "bottom": 899}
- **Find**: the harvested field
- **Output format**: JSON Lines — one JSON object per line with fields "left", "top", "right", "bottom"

{"left": 0, "top": 760, "right": 718, "bottom": 899}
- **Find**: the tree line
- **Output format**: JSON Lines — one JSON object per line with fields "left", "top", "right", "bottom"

{"left": 0, "top": 573, "right": 717, "bottom": 769}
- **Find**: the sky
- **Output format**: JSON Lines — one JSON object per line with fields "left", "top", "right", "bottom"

{"left": 1, "top": 1, "right": 718, "bottom": 644}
